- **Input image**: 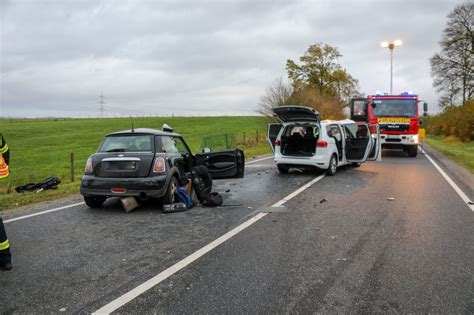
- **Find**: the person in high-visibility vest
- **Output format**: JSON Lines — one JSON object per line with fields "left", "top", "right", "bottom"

{"left": 0, "top": 133, "right": 12, "bottom": 270}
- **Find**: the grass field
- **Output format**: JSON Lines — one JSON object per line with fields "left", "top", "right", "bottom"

{"left": 0, "top": 116, "right": 272, "bottom": 211}
{"left": 424, "top": 135, "right": 474, "bottom": 173}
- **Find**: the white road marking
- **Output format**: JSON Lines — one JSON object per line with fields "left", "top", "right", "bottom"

{"left": 420, "top": 148, "right": 474, "bottom": 211}
{"left": 245, "top": 156, "right": 273, "bottom": 164}
{"left": 271, "top": 174, "right": 325, "bottom": 207}
{"left": 93, "top": 174, "right": 325, "bottom": 314}
{"left": 3, "top": 202, "right": 85, "bottom": 223}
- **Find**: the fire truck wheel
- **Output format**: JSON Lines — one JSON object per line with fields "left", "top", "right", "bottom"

{"left": 407, "top": 146, "right": 418, "bottom": 157}
{"left": 326, "top": 155, "right": 337, "bottom": 176}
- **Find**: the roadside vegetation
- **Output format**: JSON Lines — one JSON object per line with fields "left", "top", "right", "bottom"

{"left": 425, "top": 2, "right": 473, "bottom": 172}
{"left": 424, "top": 135, "right": 474, "bottom": 173}
{"left": 0, "top": 116, "right": 271, "bottom": 211}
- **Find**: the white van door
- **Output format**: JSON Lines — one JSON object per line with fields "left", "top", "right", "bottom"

{"left": 342, "top": 123, "right": 374, "bottom": 163}
{"left": 366, "top": 124, "right": 382, "bottom": 161}
{"left": 267, "top": 123, "right": 282, "bottom": 153}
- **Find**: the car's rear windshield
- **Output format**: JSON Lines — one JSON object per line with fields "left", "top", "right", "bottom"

{"left": 99, "top": 135, "right": 154, "bottom": 152}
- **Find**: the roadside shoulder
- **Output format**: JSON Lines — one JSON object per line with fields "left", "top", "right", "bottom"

{"left": 421, "top": 143, "right": 473, "bottom": 199}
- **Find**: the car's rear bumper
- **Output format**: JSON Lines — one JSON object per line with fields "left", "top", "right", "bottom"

{"left": 80, "top": 174, "right": 169, "bottom": 198}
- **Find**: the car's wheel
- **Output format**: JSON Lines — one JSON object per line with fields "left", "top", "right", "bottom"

{"left": 407, "top": 146, "right": 418, "bottom": 157}
{"left": 326, "top": 155, "right": 337, "bottom": 176}
{"left": 277, "top": 164, "right": 289, "bottom": 174}
{"left": 191, "top": 166, "right": 213, "bottom": 202}
{"left": 84, "top": 196, "right": 106, "bottom": 208}
{"left": 163, "top": 176, "right": 179, "bottom": 205}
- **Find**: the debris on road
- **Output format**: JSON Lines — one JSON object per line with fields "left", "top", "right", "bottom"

{"left": 225, "top": 189, "right": 230, "bottom": 193}
{"left": 320, "top": 198, "right": 327, "bottom": 203}
{"left": 120, "top": 197, "right": 139, "bottom": 213}
{"left": 387, "top": 197, "right": 395, "bottom": 201}
{"left": 162, "top": 203, "right": 188, "bottom": 213}
{"left": 15, "top": 176, "right": 61, "bottom": 193}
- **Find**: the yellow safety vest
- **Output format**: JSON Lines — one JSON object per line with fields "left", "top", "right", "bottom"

{"left": 0, "top": 137, "right": 9, "bottom": 179}
{"left": 0, "top": 154, "right": 8, "bottom": 179}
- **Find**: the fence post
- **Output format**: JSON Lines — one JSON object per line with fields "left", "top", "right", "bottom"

{"left": 256, "top": 130, "right": 259, "bottom": 142}
{"left": 70, "top": 153, "right": 75, "bottom": 182}
{"left": 243, "top": 132, "right": 246, "bottom": 143}
{"left": 225, "top": 134, "right": 229, "bottom": 149}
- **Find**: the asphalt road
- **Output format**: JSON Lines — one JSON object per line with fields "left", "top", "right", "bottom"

{"left": 1, "top": 148, "right": 473, "bottom": 314}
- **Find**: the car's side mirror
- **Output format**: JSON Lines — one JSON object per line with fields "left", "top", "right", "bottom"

{"left": 202, "top": 147, "right": 211, "bottom": 153}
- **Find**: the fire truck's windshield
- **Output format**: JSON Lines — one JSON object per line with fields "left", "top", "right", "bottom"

{"left": 372, "top": 99, "right": 417, "bottom": 117}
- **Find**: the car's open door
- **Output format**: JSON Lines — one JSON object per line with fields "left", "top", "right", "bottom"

{"left": 343, "top": 123, "right": 374, "bottom": 163}
{"left": 267, "top": 123, "right": 282, "bottom": 153}
{"left": 367, "top": 123, "right": 382, "bottom": 161}
{"left": 195, "top": 149, "right": 244, "bottom": 179}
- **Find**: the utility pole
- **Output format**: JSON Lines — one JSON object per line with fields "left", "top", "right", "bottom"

{"left": 98, "top": 91, "right": 106, "bottom": 118}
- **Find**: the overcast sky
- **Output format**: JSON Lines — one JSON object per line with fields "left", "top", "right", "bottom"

{"left": 0, "top": 0, "right": 463, "bottom": 118}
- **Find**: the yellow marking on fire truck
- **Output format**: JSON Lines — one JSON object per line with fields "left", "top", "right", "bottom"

{"left": 378, "top": 117, "right": 411, "bottom": 124}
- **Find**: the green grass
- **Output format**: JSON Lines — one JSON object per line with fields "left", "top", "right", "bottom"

{"left": 0, "top": 116, "right": 272, "bottom": 211}
{"left": 424, "top": 135, "right": 474, "bottom": 173}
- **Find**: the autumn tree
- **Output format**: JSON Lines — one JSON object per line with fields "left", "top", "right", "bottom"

{"left": 259, "top": 43, "right": 360, "bottom": 119}
{"left": 430, "top": 2, "right": 473, "bottom": 107}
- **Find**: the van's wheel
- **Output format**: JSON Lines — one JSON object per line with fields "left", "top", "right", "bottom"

{"left": 326, "top": 155, "right": 337, "bottom": 176}
{"left": 163, "top": 176, "right": 178, "bottom": 204}
{"left": 277, "top": 164, "right": 289, "bottom": 174}
{"left": 407, "top": 146, "right": 418, "bottom": 157}
{"left": 84, "top": 196, "right": 106, "bottom": 208}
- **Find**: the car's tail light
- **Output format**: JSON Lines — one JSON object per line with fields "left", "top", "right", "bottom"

{"left": 317, "top": 140, "right": 328, "bottom": 148}
{"left": 111, "top": 187, "right": 126, "bottom": 193}
{"left": 153, "top": 157, "right": 166, "bottom": 173}
{"left": 85, "top": 157, "right": 93, "bottom": 173}
{"left": 275, "top": 140, "right": 281, "bottom": 146}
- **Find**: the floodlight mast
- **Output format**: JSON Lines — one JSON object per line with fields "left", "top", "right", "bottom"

{"left": 380, "top": 40, "right": 402, "bottom": 94}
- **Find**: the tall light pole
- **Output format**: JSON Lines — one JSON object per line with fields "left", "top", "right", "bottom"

{"left": 381, "top": 40, "right": 402, "bottom": 94}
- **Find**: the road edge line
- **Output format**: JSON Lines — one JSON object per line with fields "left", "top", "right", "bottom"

{"left": 93, "top": 174, "right": 324, "bottom": 314}
{"left": 245, "top": 155, "right": 273, "bottom": 165}
{"left": 4, "top": 202, "right": 86, "bottom": 223}
{"left": 420, "top": 148, "right": 473, "bottom": 211}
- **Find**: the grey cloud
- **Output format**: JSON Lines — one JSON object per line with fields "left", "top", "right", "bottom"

{"left": 0, "top": 0, "right": 465, "bottom": 117}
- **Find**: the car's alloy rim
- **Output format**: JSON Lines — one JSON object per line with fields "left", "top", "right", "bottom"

{"left": 331, "top": 157, "right": 336, "bottom": 173}
{"left": 170, "top": 180, "right": 177, "bottom": 203}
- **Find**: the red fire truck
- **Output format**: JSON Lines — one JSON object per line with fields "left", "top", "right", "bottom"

{"left": 350, "top": 92, "right": 428, "bottom": 157}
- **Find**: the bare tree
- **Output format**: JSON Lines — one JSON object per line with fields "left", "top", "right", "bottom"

{"left": 258, "top": 78, "right": 293, "bottom": 116}
{"left": 431, "top": 2, "right": 473, "bottom": 106}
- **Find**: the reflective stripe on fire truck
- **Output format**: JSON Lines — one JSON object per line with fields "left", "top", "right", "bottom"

{"left": 378, "top": 117, "right": 410, "bottom": 124}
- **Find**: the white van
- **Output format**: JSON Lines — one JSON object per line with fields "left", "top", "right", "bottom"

{"left": 267, "top": 106, "right": 381, "bottom": 175}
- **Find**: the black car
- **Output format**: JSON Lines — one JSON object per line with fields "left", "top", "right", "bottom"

{"left": 80, "top": 127, "right": 245, "bottom": 208}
